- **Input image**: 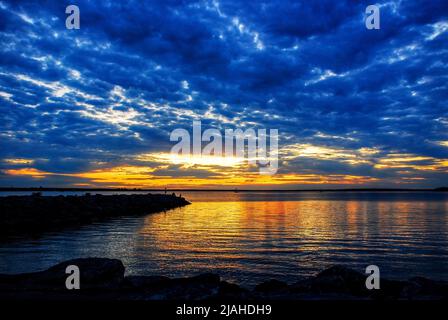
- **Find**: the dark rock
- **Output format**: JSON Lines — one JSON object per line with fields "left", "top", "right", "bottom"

{"left": 255, "top": 279, "right": 288, "bottom": 293}
{"left": 0, "top": 258, "right": 125, "bottom": 291}
{"left": 213, "top": 281, "right": 251, "bottom": 300}
{"left": 400, "top": 277, "right": 448, "bottom": 299}
{"left": 289, "top": 278, "right": 313, "bottom": 293}
{"left": 370, "top": 279, "right": 407, "bottom": 299}
{"left": 1, "top": 259, "right": 447, "bottom": 301}
{"left": 184, "top": 273, "right": 221, "bottom": 285}
{"left": 47, "top": 258, "right": 125, "bottom": 288}
{"left": 219, "top": 281, "right": 248, "bottom": 295}
{"left": 125, "top": 275, "right": 170, "bottom": 289}
{"left": 307, "top": 265, "right": 368, "bottom": 296}
{"left": 154, "top": 273, "right": 221, "bottom": 300}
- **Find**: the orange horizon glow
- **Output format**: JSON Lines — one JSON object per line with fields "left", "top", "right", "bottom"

{"left": 3, "top": 147, "right": 447, "bottom": 188}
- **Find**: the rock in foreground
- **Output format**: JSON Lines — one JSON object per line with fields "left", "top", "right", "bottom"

{"left": 0, "top": 258, "right": 447, "bottom": 300}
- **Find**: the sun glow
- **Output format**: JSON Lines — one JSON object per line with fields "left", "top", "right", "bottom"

{"left": 3, "top": 158, "right": 35, "bottom": 165}
{"left": 137, "top": 152, "right": 247, "bottom": 168}
{"left": 4, "top": 167, "right": 48, "bottom": 178}
{"left": 374, "top": 154, "right": 448, "bottom": 171}
{"left": 4, "top": 164, "right": 378, "bottom": 188}
{"left": 4, "top": 149, "right": 446, "bottom": 188}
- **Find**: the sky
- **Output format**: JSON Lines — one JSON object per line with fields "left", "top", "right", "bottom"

{"left": 0, "top": 0, "right": 447, "bottom": 189}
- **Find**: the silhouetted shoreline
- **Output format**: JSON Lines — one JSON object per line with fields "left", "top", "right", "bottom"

{"left": 0, "top": 193, "right": 190, "bottom": 239}
{"left": 0, "top": 258, "right": 447, "bottom": 300}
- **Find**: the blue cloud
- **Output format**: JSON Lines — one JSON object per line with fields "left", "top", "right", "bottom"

{"left": 0, "top": 0, "right": 447, "bottom": 187}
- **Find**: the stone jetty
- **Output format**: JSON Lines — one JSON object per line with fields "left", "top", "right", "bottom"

{"left": 0, "top": 193, "right": 190, "bottom": 238}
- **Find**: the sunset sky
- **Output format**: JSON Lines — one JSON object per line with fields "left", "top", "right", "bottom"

{"left": 0, "top": 0, "right": 447, "bottom": 189}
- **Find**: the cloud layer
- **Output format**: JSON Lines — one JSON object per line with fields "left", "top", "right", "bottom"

{"left": 0, "top": 0, "right": 447, "bottom": 188}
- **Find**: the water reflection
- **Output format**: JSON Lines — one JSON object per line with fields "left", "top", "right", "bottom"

{"left": 0, "top": 192, "right": 447, "bottom": 287}
{"left": 134, "top": 199, "right": 448, "bottom": 285}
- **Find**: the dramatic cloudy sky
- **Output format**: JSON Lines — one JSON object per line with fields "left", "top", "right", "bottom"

{"left": 0, "top": 0, "right": 447, "bottom": 189}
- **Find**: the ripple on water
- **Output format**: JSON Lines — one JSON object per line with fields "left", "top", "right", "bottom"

{"left": 0, "top": 192, "right": 447, "bottom": 286}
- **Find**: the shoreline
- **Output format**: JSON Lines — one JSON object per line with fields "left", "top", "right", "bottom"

{"left": 0, "top": 258, "right": 447, "bottom": 301}
{"left": 1, "top": 187, "right": 447, "bottom": 192}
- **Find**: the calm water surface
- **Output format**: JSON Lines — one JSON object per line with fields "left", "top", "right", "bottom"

{"left": 1, "top": 191, "right": 447, "bottom": 287}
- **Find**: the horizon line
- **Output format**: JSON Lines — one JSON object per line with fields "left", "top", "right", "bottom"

{"left": 0, "top": 187, "right": 447, "bottom": 192}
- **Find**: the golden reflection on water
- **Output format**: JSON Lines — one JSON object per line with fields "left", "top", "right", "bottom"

{"left": 136, "top": 199, "right": 448, "bottom": 284}
{"left": 1, "top": 193, "right": 447, "bottom": 286}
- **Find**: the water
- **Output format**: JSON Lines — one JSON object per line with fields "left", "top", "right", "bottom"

{"left": 1, "top": 191, "right": 447, "bottom": 287}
